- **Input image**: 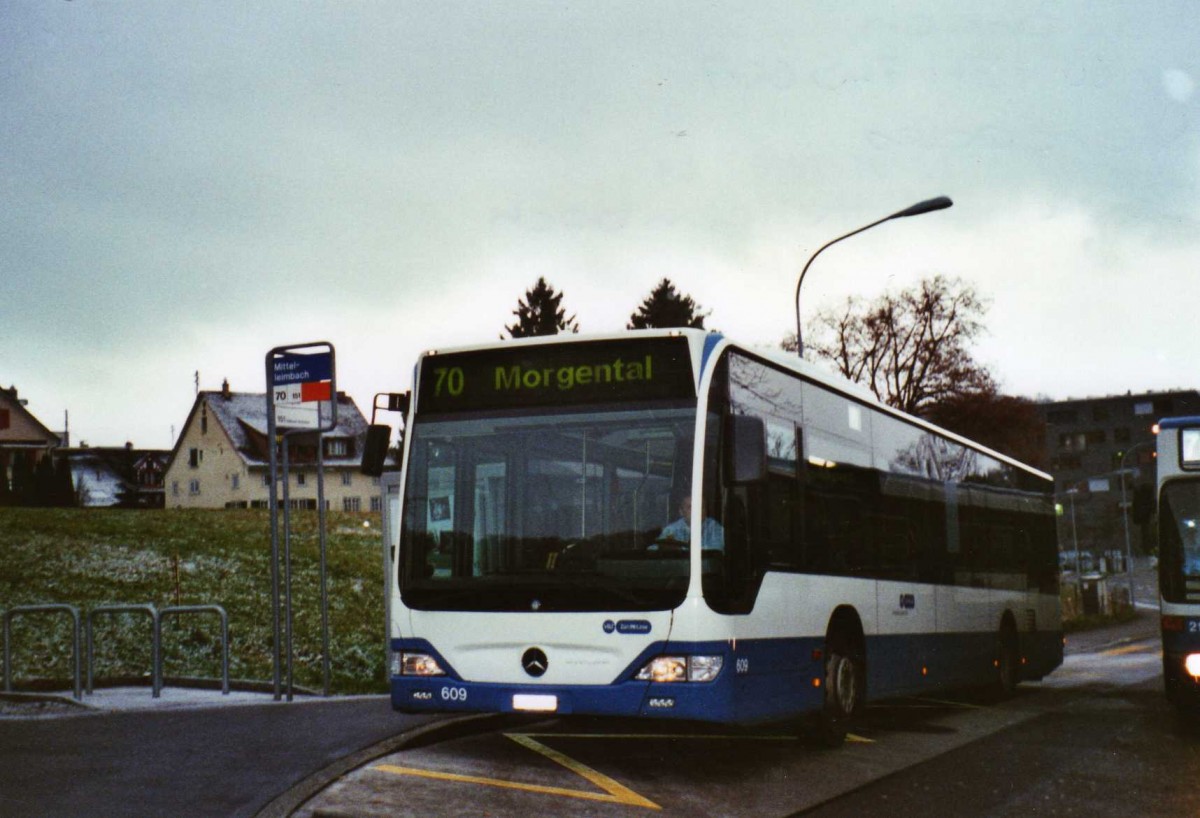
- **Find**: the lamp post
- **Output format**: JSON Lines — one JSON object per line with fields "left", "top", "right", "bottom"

{"left": 793, "top": 195, "right": 953, "bottom": 358}
{"left": 1066, "top": 487, "right": 1083, "bottom": 598}
{"left": 1119, "top": 440, "right": 1154, "bottom": 609}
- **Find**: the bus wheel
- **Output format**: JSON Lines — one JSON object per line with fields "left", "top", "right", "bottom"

{"left": 811, "top": 634, "right": 863, "bottom": 748}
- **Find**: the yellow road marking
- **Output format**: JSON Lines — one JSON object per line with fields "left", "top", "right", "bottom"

{"left": 373, "top": 733, "right": 661, "bottom": 810}
{"left": 1102, "top": 644, "right": 1159, "bottom": 657}
{"left": 507, "top": 733, "right": 661, "bottom": 809}
{"left": 372, "top": 727, "right": 878, "bottom": 808}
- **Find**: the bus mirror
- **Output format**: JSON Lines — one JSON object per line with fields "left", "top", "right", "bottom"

{"left": 728, "top": 415, "right": 767, "bottom": 484}
{"left": 360, "top": 424, "right": 392, "bottom": 477}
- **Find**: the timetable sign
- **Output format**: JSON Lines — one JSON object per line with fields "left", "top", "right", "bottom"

{"left": 276, "top": 402, "right": 319, "bottom": 430}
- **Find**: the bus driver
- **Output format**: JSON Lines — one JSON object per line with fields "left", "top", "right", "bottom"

{"left": 654, "top": 496, "right": 724, "bottom": 552}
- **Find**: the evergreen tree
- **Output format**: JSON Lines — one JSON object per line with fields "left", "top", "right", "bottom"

{"left": 505, "top": 277, "right": 579, "bottom": 338}
{"left": 627, "top": 278, "right": 709, "bottom": 330}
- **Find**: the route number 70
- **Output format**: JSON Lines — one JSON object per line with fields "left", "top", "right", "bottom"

{"left": 434, "top": 367, "right": 465, "bottom": 397}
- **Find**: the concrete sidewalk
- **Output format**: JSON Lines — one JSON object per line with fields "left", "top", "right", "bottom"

{"left": 1, "top": 685, "right": 383, "bottom": 718}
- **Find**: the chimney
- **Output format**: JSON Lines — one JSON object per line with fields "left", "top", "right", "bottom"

{"left": 221, "top": 379, "right": 232, "bottom": 400}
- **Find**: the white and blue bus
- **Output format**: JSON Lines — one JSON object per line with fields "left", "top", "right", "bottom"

{"left": 1156, "top": 417, "right": 1200, "bottom": 708}
{"left": 379, "top": 329, "right": 1062, "bottom": 742}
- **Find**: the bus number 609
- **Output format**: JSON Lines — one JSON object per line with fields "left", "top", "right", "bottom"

{"left": 441, "top": 685, "right": 468, "bottom": 702}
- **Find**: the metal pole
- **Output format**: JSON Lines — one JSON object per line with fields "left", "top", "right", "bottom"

{"left": 381, "top": 477, "right": 391, "bottom": 673}
{"left": 282, "top": 436, "right": 294, "bottom": 702}
{"left": 266, "top": 355, "right": 282, "bottom": 702}
{"left": 794, "top": 196, "right": 952, "bottom": 358}
{"left": 1069, "top": 490, "right": 1083, "bottom": 602}
{"left": 3, "top": 611, "right": 10, "bottom": 693}
{"left": 1119, "top": 443, "right": 1149, "bottom": 609}
{"left": 318, "top": 430, "right": 331, "bottom": 697}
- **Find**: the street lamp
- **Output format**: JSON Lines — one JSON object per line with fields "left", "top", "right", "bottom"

{"left": 1119, "top": 440, "right": 1155, "bottom": 609}
{"left": 793, "top": 195, "right": 953, "bottom": 359}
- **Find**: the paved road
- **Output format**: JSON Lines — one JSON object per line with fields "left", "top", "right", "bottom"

{"left": 0, "top": 570, "right": 1168, "bottom": 817}
{"left": 291, "top": 614, "right": 1173, "bottom": 818}
{"left": 0, "top": 696, "right": 442, "bottom": 818}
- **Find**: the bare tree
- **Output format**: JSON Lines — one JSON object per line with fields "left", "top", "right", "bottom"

{"left": 784, "top": 275, "right": 995, "bottom": 415}
{"left": 922, "top": 391, "right": 1047, "bottom": 469}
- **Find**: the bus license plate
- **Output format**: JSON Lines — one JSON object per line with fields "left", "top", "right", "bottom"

{"left": 513, "top": 694, "right": 558, "bottom": 712}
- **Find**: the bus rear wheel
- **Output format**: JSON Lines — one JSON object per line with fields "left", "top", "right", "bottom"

{"left": 811, "top": 634, "right": 864, "bottom": 748}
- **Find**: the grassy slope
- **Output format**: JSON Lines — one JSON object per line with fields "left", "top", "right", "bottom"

{"left": 0, "top": 508, "right": 387, "bottom": 694}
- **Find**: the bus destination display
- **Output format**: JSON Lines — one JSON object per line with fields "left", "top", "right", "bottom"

{"left": 417, "top": 338, "right": 695, "bottom": 413}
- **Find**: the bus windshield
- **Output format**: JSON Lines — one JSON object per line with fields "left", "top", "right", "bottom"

{"left": 1160, "top": 479, "right": 1200, "bottom": 603}
{"left": 399, "top": 404, "right": 697, "bottom": 612}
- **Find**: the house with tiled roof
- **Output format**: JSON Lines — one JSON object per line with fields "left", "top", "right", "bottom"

{"left": 163, "top": 380, "right": 384, "bottom": 511}
{"left": 1, "top": 385, "right": 63, "bottom": 503}
{"left": 65, "top": 445, "right": 169, "bottom": 508}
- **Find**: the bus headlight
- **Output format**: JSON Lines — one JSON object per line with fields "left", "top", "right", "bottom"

{"left": 688, "top": 655, "right": 724, "bottom": 683}
{"left": 1185, "top": 654, "right": 1200, "bottom": 678}
{"left": 635, "top": 655, "right": 723, "bottom": 683}
{"left": 397, "top": 652, "right": 446, "bottom": 676}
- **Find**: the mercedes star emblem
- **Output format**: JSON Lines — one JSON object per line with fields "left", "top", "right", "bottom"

{"left": 521, "top": 647, "right": 548, "bottom": 678}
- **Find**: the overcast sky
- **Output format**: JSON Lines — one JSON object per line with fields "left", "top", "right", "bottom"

{"left": 4, "top": 2, "right": 1198, "bottom": 447}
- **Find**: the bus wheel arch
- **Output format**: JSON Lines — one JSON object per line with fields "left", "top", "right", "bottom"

{"left": 812, "top": 605, "right": 866, "bottom": 747}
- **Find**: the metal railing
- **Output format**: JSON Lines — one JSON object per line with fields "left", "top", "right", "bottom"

{"left": 3, "top": 604, "right": 82, "bottom": 700}
{"left": 157, "top": 605, "right": 230, "bottom": 695}
{"left": 86, "top": 604, "right": 160, "bottom": 697}
{"left": 4, "top": 602, "right": 230, "bottom": 700}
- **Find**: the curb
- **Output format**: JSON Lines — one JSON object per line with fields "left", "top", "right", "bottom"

{"left": 253, "top": 712, "right": 529, "bottom": 818}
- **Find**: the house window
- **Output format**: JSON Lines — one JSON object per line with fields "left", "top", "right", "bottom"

{"left": 1114, "top": 427, "right": 1131, "bottom": 444}
{"left": 1058, "top": 432, "right": 1087, "bottom": 452}
{"left": 341, "top": 471, "right": 352, "bottom": 486}
{"left": 343, "top": 497, "right": 362, "bottom": 512}
{"left": 189, "top": 448, "right": 202, "bottom": 468}
{"left": 1134, "top": 401, "right": 1154, "bottom": 416}
{"left": 231, "top": 474, "right": 240, "bottom": 490}
{"left": 1047, "top": 409, "right": 1078, "bottom": 425}
{"left": 189, "top": 479, "right": 200, "bottom": 495}
{"left": 297, "top": 473, "right": 306, "bottom": 487}
{"left": 262, "top": 473, "right": 271, "bottom": 486}
{"left": 201, "top": 411, "right": 208, "bottom": 435}
{"left": 326, "top": 439, "right": 350, "bottom": 457}
{"left": 0, "top": 408, "right": 9, "bottom": 430}
{"left": 370, "top": 496, "right": 383, "bottom": 512}
{"left": 172, "top": 481, "right": 179, "bottom": 496}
